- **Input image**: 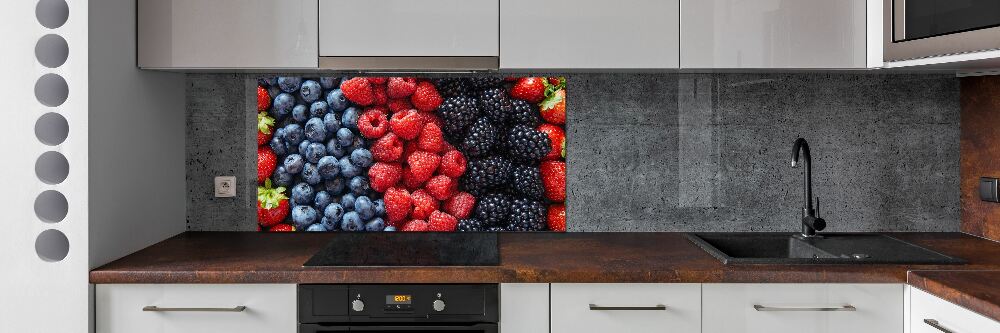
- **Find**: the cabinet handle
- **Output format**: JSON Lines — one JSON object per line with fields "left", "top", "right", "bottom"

{"left": 589, "top": 304, "right": 667, "bottom": 311}
{"left": 753, "top": 304, "right": 856, "bottom": 312}
{"left": 142, "top": 306, "right": 247, "bottom": 312}
{"left": 923, "top": 319, "right": 955, "bottom": 333}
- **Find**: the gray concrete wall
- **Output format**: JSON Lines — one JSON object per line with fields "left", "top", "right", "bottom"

{"left": 186, "top": 73, "right": 960, "bottom": 232}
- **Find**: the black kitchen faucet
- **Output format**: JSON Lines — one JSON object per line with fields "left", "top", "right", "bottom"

{"left": 791, "top": 138, "right": 826, "bottom": 237}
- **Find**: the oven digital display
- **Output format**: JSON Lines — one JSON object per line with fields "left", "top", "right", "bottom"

{"left": 386, "top": 295, "right": 412, "bottom": 304}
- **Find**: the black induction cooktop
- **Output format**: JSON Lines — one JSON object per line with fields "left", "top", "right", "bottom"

{"left": 303, "top": 232, "right": 500, "bottom": 266}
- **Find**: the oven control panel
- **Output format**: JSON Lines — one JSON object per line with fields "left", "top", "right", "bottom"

{"left": 298, "top": 284, "right": 498, "bottom": 323}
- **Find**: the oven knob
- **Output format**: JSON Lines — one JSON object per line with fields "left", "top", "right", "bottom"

{"left": 352, "top": 299, "right": 365, "bottom": 312}
{"left": 433, "top": 299, "right": 446, "bottom": 312}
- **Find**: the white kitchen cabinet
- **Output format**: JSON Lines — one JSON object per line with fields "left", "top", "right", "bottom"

{"left": 500, "top": 0, "right": 680, "bottom": 69}
{"left": 702, "top": 283, "right": 903, "bottom": 333}
{"left": 680, "top": 0, "right": 879, "bottom": 68}
{"left": 137, "top": 0, "right": 319, "bottom": 69}
{"left": 96, "top": 284, "right": 297, "bottom": 333}
{"left": 500, "top": 284, "right": 549, "bottom": 333}
{"left": 550, "top": 283, "right": 700, "bottom": 333}
{"left": 910, "top": 287, "right": 1000, "bottom": 333}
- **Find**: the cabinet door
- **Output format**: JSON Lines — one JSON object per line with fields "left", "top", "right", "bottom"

{"left": 138, "top": 0, "right": 318, "bottom": 69}
{"left": 681, "top": 0, "right": 868, "bottom": 68}
{"left": 500, "top": 284, "right": 549, "bottom": 333}
{"left": 910, "top": 287, "right": 1000, "bottom": 333}
{"left": 702, "top": 284, "right": 903, "bottom": 333}
{"left": 319, "top": 0, "right": 499, "bottom": 57}
{"left": 551, "top": 283, "right": 700, "bottom": 333}
{"left": 501, "top": 0, "right": 680, "bottom": 69}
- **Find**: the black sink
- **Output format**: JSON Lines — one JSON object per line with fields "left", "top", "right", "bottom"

{"left": 686, "top": 233, "right": 965, "bottom": 265}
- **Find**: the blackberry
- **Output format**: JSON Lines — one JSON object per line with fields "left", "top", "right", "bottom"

{"left": 469, "top": 77, "right": 503, "bottom": 91}
{"left": 460, "top": 118, "right": 498, "bottom": 157}
{"left": 485, "top": 226, "right": 507, "bottom": 232}
{"left": 509, "top": 99, "right": 542, "bottom": 127}
{"left": 511, "top": 164, "right": 544, "bottom": 200}
{"left": 436, "top": 96, "right": 480, "bottom": 140}
{"left": 457, "top": 218, "right": 485, "bottom": 232}
{"left": 478, "top": 88, "right": 512, "bottom": 125}
{"left": 460, "top": 156, "right": 512, "bottom": 196}
{"left": 504, "top": 125, "right": 552, "bottom": 163}
{"left": 473, "top": 192, "right": 511, "bottom": 227}
{"left": 507, "top": 197, "right": 547, "bottom": 231}
{"left": 434, "top": 78, "right": 473, "bottom": 98}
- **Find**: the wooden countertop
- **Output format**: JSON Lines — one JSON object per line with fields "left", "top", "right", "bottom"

{"left": 908, "top": 270, "right": 1000, "bottom": 322}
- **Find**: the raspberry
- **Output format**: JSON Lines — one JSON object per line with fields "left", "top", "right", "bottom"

{"left": 425, "top": 175, "right": 456, "bottom": 201}
{"left": 367, "top": 77, "right": 387, "bottom": 85}
{"left": 444, "top": 192, "right": 475, "bottom": 219}
{"left": 407, "top": 151, "right": 441, "bottom": 184}
{"left": 358, "top": 107, "right": 389, "bottom": 139}
{"left": 438, "top": 150, "right": 467, "bottom": 178}
{"left": 402, "top": 167, "right": 426, "bottom": 191}
{"left": 368, "top": 162, "right": 402, "bottom": 193}
{"left": 402, "top": 140, "right": 420, "bottom": 163}
{"left": 371, "top": 133, "right": 403, "bottom": 162}
{"left": 340, "top": 78, "right": 374, "bottom": 106}
{"left": 387, "top": 77, "right": 418, "bottom": 98}
{"left": 401, "top": 219, "right": 428, "bottom": 231}
{"left": 383, "top": 187, "right": 412, "bottom": 223}
{"left": 410, "top": 190, "right": 438, "bottom": 220}
{"left": 372, "top": 85, "right": 388, "bottom": 106}
{"left": 387, "top": 98, "right": 413, "bottom": 113}
{"left": 417, "top": 122, "right": 445, "bottom": 153}
{"left": 427, "top": 211, "right": 458, "bottom": 231}
{"left": 390, "top": 109, "right": 424, "bottom": 140}
{"left": 411, "top": 81, "right": 443, "bottom": 112}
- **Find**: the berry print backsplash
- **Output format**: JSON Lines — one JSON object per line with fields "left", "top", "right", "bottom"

{"left": 256, "top": 77, "right": 567, "bottom": 232}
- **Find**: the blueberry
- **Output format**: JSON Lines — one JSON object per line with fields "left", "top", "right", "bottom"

{"left": 374, "top": 199, "right": 386, "bottom": 217}
{"left": 323, "top": 112, "right": 341, "bottom": 134}
{"left": 292, "top": 104, "right": 309, "bottom": 123}
{"left": 383, "top": 226, "right": 397, "bottom": 232}
{"left": 339, "top": 156, "right": 361, "bottom": 178}
{"left": 300, "top": 80, "right": 322, "bottom": 103}
{"left": 273, "top": 127, "right": 286, "bottom": 141}
{"left": 283, "top": 154, "right": 305, "bottom": 174}
{"left": 324, "top": 203, "right": 345, "bottom": 223}
{"left": 269, "top": 137, "right": 287, "bottom": 156}
{"left": 326, "top": 89, "right": 348, "bottom": 112}
{"left": 291, "top": 182, "right": 314, "bottom": 205}
{"left": 283, "top": 124, "right": 304, "bottom": 145}
{"left": 314, "top": 191, "right": 333, "bottom": 211}
{"left": 341, "top": 212, "right": 364, "bottom": 231}
{"left": 340, "top": 193, "right": 357, "bottom": 210}
{"left": 317, "top": 156, "right": 341, "bottom": 180}
{"left": 271, "top": 93, "right": 296, "bottom": 118}
{"left": 321, "top": 217, "right": 338, "bottom": 231}
{"left": 304, "top": 117, "right": 327, "bottom": 142}
{"left": 365, "top": 218, "right": 385, "bottom": 231}
{"left": 350, "top": 148, "right": 373, "bottom": 168}
{"left": 320, "top": 77, "right": 340, "bottom": 89}
{"left": 285, "top": 142, "right": 299, "bottom": 154}
{"left": 355, "top": 196, "right": 375, "bottom": 220}
{"left": 351, "top": 136, "right": 367, "bottom": 153}
{"left": 306, "top": 223, "right": 327, "bottom": 232}
{"left": 273, "top": 166, "right": 294, "bottom": 187}
{"left": 302, "top": 163, "right": 322, "bottom": 185}
{"left": 349, "top": 176, "right": 370, "bottom": 196}
{"left": 310, "top": 143, "right": 329, "bottom": 163}
{"left": 291, "top": 205, "right": 319, "bottom": 229}
{"left": 324, "top": 178, "right": 345, "bottom": 194}
{"left": 341, "top": 107, "right": 359, "bottom": 130}
{"left": 299, "top": 140, "right": 312, "bottom": 157}
{"left": 310, "top": 101, "right": 329, "bottom": 118}
{"left": 326, "top": 139, "right": 346, "bottom": 158}
{"left": 336, "top": 128, "right": 354, "bottom": 147}
{"left": 277, "top": 77, "right": 302, "bottom": 93}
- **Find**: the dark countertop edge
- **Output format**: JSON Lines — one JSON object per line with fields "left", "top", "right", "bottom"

{"left": 908, "top": 270, "right": 1000, "bottom": 322}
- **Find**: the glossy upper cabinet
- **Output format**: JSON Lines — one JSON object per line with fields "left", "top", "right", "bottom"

{"left": 138, "top": 0, "right": 318, "bottom": 69}
{"left": 501, "top": 0, "right": 680, "bottom": 69}
{"left": 681, "top": 0, "right": 878, "bottom": 68}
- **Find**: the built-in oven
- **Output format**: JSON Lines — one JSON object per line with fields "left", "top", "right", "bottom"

{"left": 884, "top": 0, "right": 1000, "bottom": 61}
{"left": 299, "top": 284, "right": 498, "bottom": 333}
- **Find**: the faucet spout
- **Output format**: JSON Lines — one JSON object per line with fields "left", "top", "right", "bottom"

{"left": 791, "top": 138, "right": 825, "bottom": 237}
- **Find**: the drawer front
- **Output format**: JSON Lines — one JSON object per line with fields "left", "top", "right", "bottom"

{"left": 551, "top": 283, "right": 700, "bottom": 333}
{"left": 703, "top": 283, "right": 903, "bottom": 333}
{"left": 319, "top": 0, "right": 499, "bottom": 57}
{"left": 96, "top": 284, "right": 296, "bottom": 333}
{"left": 910, "top": 287, "right": 1000, "bottom": 333}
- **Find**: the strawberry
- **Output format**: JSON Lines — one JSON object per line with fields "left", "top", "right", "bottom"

{"left": 257, "top": 179, "right": 289, "bottom": 228}
{"left": 438, "top": 150, "right": 467, "bottom": 178}
{"left": 417, "top": 122, "right": 445, "bottom": 153}
{"left": 372, "top": 84, "right": 388, "bottom": 106}
{"left": 390, "top": 109, "right": 424, "bottom": 140}
{"left": 410, "top": 190, "right": 438, "bottom": 220}
{"left": 371, "top": 133, "right": 404, "bottom": 162}
{"left": 540, "top": 161, "right": 566, "bottom": 202}
{"left": 368, "top": 162, "right": 402, "bottom": 192}
{"left": 257, "top": 112, "right": 276, "bottom": 146}
{"left": 387, "top": 98, "right": 414, "bottom": 113}
{"left": 401, "top": 219, "right": 428, "bottom": 231}
{"left": 340, "top": 77, "right": 375, "bottom": 106}
{"left": 548, "top": 77, "right": 563, "bottom": 86}
{"left": 427, "top": 211, "right": 458, "bottom": 231}
{"left": 410, "top": 81, "right": 443, "bottom": 112}
{"left": 537, "top": 123, "right": 565, "bottom": 160}
{"left": 367, "top": 77, "right": 387, "bottom": 85}
{"left": 358, "top": 107, "right": 389, "bottom": 139}
{"left": 384, "top": 187, "right": 412, "bottom": 223}
{"left": 269, "top": 224, "right": 296, "bottom": 232}
{"left": 444, "top": 192, "right": 475, "bottom": 219}
{"left": 511, "top": 77, "right": 547, "bottom": 103}
{"left": 386, "top": 77, "right": 418, "bottom": 98}
{"left": 407, "top": 151, "right": 441, "bottom": 184}
{"left": 425, "top": 175, "right": 456, "bottom": 201}
{"left": 540, "top": 89, "right": 566, "bottom": 125}
{"left": 257, "top": 145, "right": 277, "bottom": 184}
{"left": 547, "top": 204, "right": 566, "bottom": 232}
{"left": 257, "top": 86, "right": 270, "bottom": 112}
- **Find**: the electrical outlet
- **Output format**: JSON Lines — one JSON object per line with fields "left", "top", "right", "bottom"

{"left": 215, "top": 176, "right": 236, "bottom": 197}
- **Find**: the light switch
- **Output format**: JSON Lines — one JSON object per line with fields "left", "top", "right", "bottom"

{"left": 979, "top": 177, "right": 999, "bottom": 202}
{"left": 215, "top": 176, "right": 236, "bottom": 197}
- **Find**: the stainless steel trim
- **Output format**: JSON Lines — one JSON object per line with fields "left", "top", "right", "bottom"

{"left": 142, "top": 306, "right": 247, "bottom": 312}
{"left": 923, "top": 319, "right": 955, "bottom": 333}
{"left": 753, "top": 304, "right": 856, "bottom": 312}
{"left": 884, "top": 0, "right": 1000, "bottom": 62}
{"left": 588, "top": 304, "right": 667, "bottom": 311}
{"left": 318, "top": 57, "right": 498, "bottom": 71}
